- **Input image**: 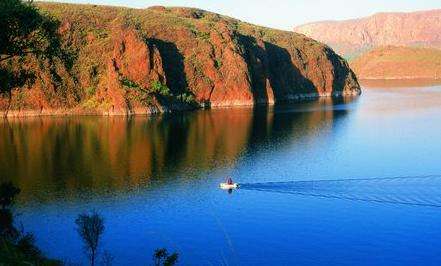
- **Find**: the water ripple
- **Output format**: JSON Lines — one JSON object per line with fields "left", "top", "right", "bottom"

{"left": 240, "top": 175, "right": 441, "bottom": 208}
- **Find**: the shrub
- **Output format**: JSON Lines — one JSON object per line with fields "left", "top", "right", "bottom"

{"left": 0, "top": 182, "right": 59, "bottom": 265}
{"left": 0, "top": 182, "right": 21, "bottom": 210}
{"left": 214, "top": 58, "right": 222, "bottom": 69}
{"left": 82, "top": 97, "right": 99, "bottom": 109}
{"left": 150, "top": 80, "right": 171, "bottom": 97}
{"left": 176, "top": 93, "right": 195, "bottom": 104}
{"left": 120, "top": 77, "right": 139, "bottom": 89}
{"left": 195, "top": 31, "right": 210, "bottom": 41}
{"left": 85, "top": 86, "right": 96, "bottom": 97}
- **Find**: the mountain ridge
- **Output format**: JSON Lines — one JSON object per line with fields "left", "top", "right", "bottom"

{"left": 0, "top": 2, "right": 360, "bottom": 117}
{"left": 294, "top": 9, "right": 441, "bottom": 58}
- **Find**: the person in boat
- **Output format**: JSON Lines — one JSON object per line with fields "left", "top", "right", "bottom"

{"left": 227, "top": 177, "right": 233, "bottom": 185}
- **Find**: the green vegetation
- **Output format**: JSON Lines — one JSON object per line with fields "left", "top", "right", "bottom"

{"left": 120, "top": 78, "right": 154, "bottom": 106}
{"left": 0, "top": 182, "right": 20, "bottom": 210}
{"left": 150, "top": 80, "right": 171, "bottom": 96}
{"left": 85, "top": 86, "right": 96, "bottom": 97}
{"left": 0, "top": 0, "right": 61, "bottom": 95}
{"left": 194, "top": 30, "right": 210, "bottom": 41}
{"left": 120, "top": 78, "right": 196, "bottom": 106}
{"left": 0, "top": 182, "right": 60, "bottom": 265}
{"left": 89, "top": 28, "right": 109, "bottom": 40}
{"left": 0, "top": 0, "right": 60, "bottom": 64}
{"left": 186, "top": 54, "right": 205, "bottom": 79}
{"left": 214, "top": 57, "right": 223, "bottom": 69}
{"left": 120, "top": 77, "right": 140, "bottom": 89}
{"left": 176, "top": 93, "right": 195, "bottom": 104}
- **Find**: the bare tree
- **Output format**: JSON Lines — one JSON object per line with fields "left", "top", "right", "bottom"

{"left": 75, "top": 211, "right": 105, "bottom": 266}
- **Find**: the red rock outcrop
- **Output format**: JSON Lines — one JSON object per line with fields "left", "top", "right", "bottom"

{"left": 101, "top": 28, "right": 167, "bottom": 114}
{"left": 0, "top": 3, "right": 360, "bottom": 117}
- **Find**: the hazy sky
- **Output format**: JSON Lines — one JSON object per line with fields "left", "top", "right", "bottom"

{"left": 45, "top": 0, "right": 441, "bottom": 30}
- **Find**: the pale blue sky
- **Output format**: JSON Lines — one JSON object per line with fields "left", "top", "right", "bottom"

{"left": 44, "top": 0, "right": 441, "bottom": 30}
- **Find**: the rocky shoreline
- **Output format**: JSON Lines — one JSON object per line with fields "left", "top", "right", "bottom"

{"left": 0, "top": 91, "right": 360, "bottom": 118}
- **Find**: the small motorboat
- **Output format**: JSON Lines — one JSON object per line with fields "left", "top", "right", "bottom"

{"left": 220, "top": 177, "right": 239, "bottom": 190}
{"left": 220, "top": 183, "right": 239, "bottom": 190}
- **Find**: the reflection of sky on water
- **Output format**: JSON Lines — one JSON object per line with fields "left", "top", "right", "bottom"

{"left": 1, "top": 84, "right": 441, "bottom": 265}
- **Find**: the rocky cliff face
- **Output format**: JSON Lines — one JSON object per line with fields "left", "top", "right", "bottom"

{"left": 0, "top": 3, "right": 360, "bottom": 117}
{"left": 294, "top": 9, "right": 441, "bottom": 58}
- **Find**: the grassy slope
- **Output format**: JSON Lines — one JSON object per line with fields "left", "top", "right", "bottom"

{"left": 0, "top": 3, "right": 359, "bottom": 115}
{"left": 350, "top": 46, "right": 441, "bottom": 79}
{"left": 32, "top": 3, "right": 321, "bottom": 97}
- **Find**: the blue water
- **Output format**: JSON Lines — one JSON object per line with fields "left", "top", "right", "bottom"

{"left": 1, "top": 83, "right": 441, "bottom": 265}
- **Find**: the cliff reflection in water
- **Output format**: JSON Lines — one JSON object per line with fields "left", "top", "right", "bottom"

{"left": 0, "top": 97, "right": 354, "bottom": 202}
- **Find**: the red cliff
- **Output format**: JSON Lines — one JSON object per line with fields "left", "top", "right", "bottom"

{"left": 0, "top": 3, "right": 360, "bottom": 117}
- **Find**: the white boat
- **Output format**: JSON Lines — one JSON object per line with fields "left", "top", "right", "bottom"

{"left": 220, "top": 183, "right": 239, "bottom": 190}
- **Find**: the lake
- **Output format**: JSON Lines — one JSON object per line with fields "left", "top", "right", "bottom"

{"left": 1, "top": 81, "right": 441, "bottom": 265}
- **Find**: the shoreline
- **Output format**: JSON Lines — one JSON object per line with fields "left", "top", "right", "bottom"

{"left": 359, "top": 78, "right": 441, "bottom": 88}
{"left": 359, "top": 77, "right": 441, "bottom": 81}
{"left": 0, "top": 91, "right": 360, "bottom": 118}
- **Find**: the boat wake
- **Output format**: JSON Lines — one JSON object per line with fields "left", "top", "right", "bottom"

{"left": 239, "top": 175, "right": 441, "bottom": 208}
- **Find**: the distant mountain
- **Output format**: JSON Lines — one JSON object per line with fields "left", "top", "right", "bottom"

{"left": 294, "top": 9, "right": 441, "bottom": 58}
{"left": 350, "top": 46, "right": 441, "bottom": 79}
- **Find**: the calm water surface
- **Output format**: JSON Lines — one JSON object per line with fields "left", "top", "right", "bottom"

{"left": 1, "top": 82, "right": 441, "bottom": 265}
